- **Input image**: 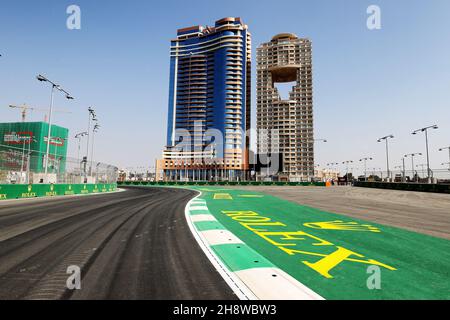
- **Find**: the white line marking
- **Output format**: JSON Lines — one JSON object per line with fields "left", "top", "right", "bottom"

{"left": 234, "top": 268, "right": 324, "bottom": 300}
{"left": 200, "top": 229, "right": 244, "bottom": 246}
{"left": 184, "top": 192, "right": 256, "bottom": 300}
{"left": 190, "top": 214, "right": 217, "bottom": 222}
{"left": 189, "top": 205, "right": 209, "bottom": 210}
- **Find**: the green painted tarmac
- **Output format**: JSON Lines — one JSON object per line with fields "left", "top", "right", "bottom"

{"left": 189, "top": 187, "right": 450, "bottom": 300}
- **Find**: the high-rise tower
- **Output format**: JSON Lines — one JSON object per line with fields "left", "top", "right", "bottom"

{"left": 158, "top": 17, "right": 251, "bottom": 181}
{"left": 256, "top": 33, "right": 314, "bottom": 181}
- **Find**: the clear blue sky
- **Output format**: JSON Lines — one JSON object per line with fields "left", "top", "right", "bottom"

{"left": 1, "top": 0, "right": 449, "bottom": 174}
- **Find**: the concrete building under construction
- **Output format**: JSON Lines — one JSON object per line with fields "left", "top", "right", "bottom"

{"left": 256, "top": 33, "right": 314, "bottom": 181}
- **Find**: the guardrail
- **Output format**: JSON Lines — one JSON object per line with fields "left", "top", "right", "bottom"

{"left": 117, "top": 181, "right": 327, "bottom": 187}
{"left": 354, "top": 181, "right": 450, "bottom": 194}
{"left": 0, "top": 183, "right": 117, "bottom": 200}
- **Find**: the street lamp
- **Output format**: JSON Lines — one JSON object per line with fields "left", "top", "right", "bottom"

{"left": 342, "top": 160, "right": 353, "bottom": 182}
{"left": 416, "top": 164, "right": 427, "bottom": 179}
{"left": 75, "top": 132, "right": 88, "bottom": 166}
{"left": 326, "top": 162, "right": 339, "bottom": 178}
{"left": 439, "top": 146, "right": 450, "bottom": 171}
{"left": 394, "top": 163, "right": 405, "bottom": 182}
{"left": 36, "top": 74, "right": 74, "bottom": 182}
{"left": 412, "top": 125, "right": 438, "bottom": 183}
{"left": 369, "top": 167, "right": 382, "bottom": 179}
{"left": 404, "top": 153, "right": 422, "bottom": 182}
{"left": 377, "top": 135, "right": 394, "bottom": 181}
{"left": 359, "top": 157, "right": 373, "bottom": 181}
{"left": 84, "top": 107, "right": 98, "bottom": 180}
{"left": 86, "top": 107, "right": 96, "bottom": 162}
{"left": 400, "top": 157, "right": 406, "bottom": 182}
{"left": 326, "top": 162, "right": 339, "bottom": 170}
{"left": 348, "top": 167, "right": 358, "bottom": 177}
{"left": 90, "top": 123, "right": 100, "bottom": 179}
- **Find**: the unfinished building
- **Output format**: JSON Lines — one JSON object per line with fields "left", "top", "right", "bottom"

{"left": 256, "top": 33, "right": 314, "bottom": 181}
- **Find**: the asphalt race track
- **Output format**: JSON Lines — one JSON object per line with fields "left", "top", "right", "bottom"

{"left": 0, "top": 187, "right": 236, "bottom": 300}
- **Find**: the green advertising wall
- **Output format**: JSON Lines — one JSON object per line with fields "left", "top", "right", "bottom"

{"left": 0, "top": 183, "right": 117, "bottom": 200}
{"left": 0, "top": 122, "right": 69, "bottom": 174}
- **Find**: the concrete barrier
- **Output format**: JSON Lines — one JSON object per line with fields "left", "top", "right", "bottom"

{"left": 354, "top": 181, "right": 450, "bottom": 194}
{"left": 117, "top": 181, "right": 326, "bottom": 187}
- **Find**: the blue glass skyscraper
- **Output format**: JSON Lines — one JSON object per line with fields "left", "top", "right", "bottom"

{"left": 159, "top": 17, "right": 251, "bottom": 181}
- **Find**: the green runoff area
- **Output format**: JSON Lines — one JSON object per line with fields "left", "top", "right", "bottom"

{"left": 187, "top": 186, "right": 450, "bottom": 300}
{"left": 0, "top": 183, "right": 117, "bottom": 200}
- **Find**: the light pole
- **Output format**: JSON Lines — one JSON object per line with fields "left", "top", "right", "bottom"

{"left": 348, "top": 167, "right": 358, "bottom": 178}
{"left": 412, "top": 125, "right": 438, "bottom": 183}
{"left": 439, "top": 146, "right": 450, "bottom": 171}
{"left": 327, "top": 162, "right": 339, "bottom": 171}
{"left": 85, "top": 107, "right": 97, "bottom": 179}
{"left": 404, "top": 153, "right": 422, "bottom": 182}
{"left": 326, "top": 162, "right": 339, "bottom": 180}
{"left": 90, "top": 123, "right": 100, "bottom": 178}
{"left": 369, "top": 167, "right": 382, "bottom": 180}
{"left": 401, "top": 157, "right": 406, "bottom": 182}
{"left": 377, "top": 135, "right": 394, "bottom": 181}
{"left": 36, "top": 74, "right": 74, "bottom": 182}
{"left": 416, "top": 164, "right": 427, "bottom": 179}
{"left": 359, "top": 157, "right": 373, "bottom": 181}
{"left": 342, "top": 160, "right": 353, "bottom": 183}
{"left": 75, "top": 132, "right": 88, "bottom": 166}
{"left": 394, "top": 164, "right": 405, "bottom": 182}
{"left": 327, "top": 162, "right": 339, "bottom": 169}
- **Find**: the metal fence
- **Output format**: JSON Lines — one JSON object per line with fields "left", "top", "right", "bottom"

{"left": 0, "top": 149, "right": 118, "bottom": 185}
{"left": 356, "top": 168, "right": 450, "bottom": 184}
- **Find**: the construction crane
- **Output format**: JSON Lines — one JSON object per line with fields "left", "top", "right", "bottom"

{"left": 7, "top": 104, "right": 71, "bottom": 122}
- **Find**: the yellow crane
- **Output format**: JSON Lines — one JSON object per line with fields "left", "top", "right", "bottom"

{"left": 7, "top": 104, "right": 71, "bottom": 122}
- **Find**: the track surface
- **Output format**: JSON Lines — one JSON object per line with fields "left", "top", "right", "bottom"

{"left": 0, "top": 187, "right": 236, "bottom": 300}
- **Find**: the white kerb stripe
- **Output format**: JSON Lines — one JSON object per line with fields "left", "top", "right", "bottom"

{"left": 190, "top": 214, "right": 217, "bottom": 222}
{"left": 200, "top": 230, "right": 244, "bottom": 246}
{"left": 234, "top": 268, "right": 324, "bottom": 300}
{"left": 184, "top": 193, "right": 256, "bottom": 300}
{"left": 190, "top": 206, "right": 209, "bottom": 210}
